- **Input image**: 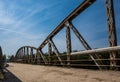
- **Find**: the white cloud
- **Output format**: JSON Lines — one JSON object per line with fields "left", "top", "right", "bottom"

{"left": 1, "top": 0, "right": 118, "bottom": 56}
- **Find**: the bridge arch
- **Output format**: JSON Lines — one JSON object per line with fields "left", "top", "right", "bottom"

{"left": 15, "top": 46, "right": 47, "bottom": 64}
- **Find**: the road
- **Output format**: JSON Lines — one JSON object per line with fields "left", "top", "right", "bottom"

{"left": 4, "top": 63, "right": 120, "bottom": 82}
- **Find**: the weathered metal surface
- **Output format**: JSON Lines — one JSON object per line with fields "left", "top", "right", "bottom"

{"left": 48, "top": 42, "right": 52, "bottom": 64}
{"left": 38, "top": 50, "right": 47, "bottom": 64}
{"left": 16, "top": 46, "right": 37, "bottom": 57}
{"left": 65, "top": 21, "right": 72, "bottom": 66}
{"left": 68, "top": 22, "right": 105, "bottom": 70}
{"left": 14, "top": 0, "right": 119, "bottom": 70}
{"left": 49, "top": 39, "right": 63, "bottom": 65}
{"left": 38, "top": 0, "right": 96, "bottom": 50}
{"left": 105, "top": 0, "right": 117, "bottom": 69}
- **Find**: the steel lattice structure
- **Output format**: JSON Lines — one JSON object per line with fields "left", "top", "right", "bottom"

{"left": 105, "top": 0, "right": 117, "bottom": 70}
{"left": 14, "top": 0, "right": 120, "bottom": 70}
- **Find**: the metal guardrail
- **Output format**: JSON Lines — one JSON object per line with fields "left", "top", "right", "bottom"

{"left": 15, "top": 46, "right": 120, "bottom": 70}
{"left": 71, "top": 46, "right": 120, "bottom": 55}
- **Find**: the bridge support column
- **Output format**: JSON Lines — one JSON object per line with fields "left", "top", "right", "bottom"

{"left": 36, "top": 50, "right": 40, "bottom": 64}
{"left": 23, "top": 47, "right": 25, "bottom": 63}
{"left": 48, "top": 42, "right": 52, "bottom": 65}
{"left": 27, "top": 47, "right": 29, "bottom": 63}
{"left": 20, "top": 49, "right": 22, "bottom": 59}
{"left": 105, "top": 0, "right": 117, "bottom": 70}
{"left": 30, "top": 48, "right": 33, "bottom": 63}
{"left": 65, "top": 21, "right": 72, "bottom": 66}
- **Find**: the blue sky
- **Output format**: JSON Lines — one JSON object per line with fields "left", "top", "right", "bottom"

{"left": 0, "top": 0, "right": 120, "bottom": 56}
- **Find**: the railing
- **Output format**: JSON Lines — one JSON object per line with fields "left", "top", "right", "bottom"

{"left": 15, "top": 46, "right": 120, "bottom": 70}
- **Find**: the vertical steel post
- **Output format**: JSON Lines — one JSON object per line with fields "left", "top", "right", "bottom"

{"left": 20, "top": 49, "right": 22, "bottom": 59}
{"left": 23, "top": 47, "right": 25, "bottom": 55}
{"left": 36, "top": 49, "right": 41, "bottom": 64}
{"left": 34, "top": 50, "right": 37, "bottom": 63}
{"left": 30, "top": 48, "right": 33, "bottom": 63}
{"left": 48, "top": 42, "right": 52, "bottom": 64}
{"left": 24, "top": 47, "right": 27, "bottom": 63}
{"left": 65, "top": 21, "right": 72, "bottom": 66}
{"left": 28, "top": 48, "right": 30, "bottom": 63}
{"left": 36, "top": 49, "right": 39, "bottom": 64}
{"left": 26, "top": 47, "right": 29, "bottom": 63}
{"left": 105, "top": 0, "right": 117, "bottom": 70}
{"left": 23, "top": 47, "right": 25, "bottom": 63}
{"left": 68, "top": 22, "right": 103, "bottom": 70}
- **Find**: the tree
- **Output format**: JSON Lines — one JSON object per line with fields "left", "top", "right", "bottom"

{"left": 9, "top": 55, "right": 15, "bottom": 62}
{"left": 2, "top": 54, "right": 6, "bottom": 62}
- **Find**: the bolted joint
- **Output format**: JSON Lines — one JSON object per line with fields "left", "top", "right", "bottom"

{"left": 65, "top": 21, "right": 71, "bottom": 27}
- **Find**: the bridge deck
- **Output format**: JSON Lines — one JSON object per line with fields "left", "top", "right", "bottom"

{"left": 5, "top": 63, "right": 120, "bottom": 82}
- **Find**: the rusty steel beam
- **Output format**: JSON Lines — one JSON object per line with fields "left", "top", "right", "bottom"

{"left": 26, "top": 47, "right": 29, "bottom": 59}
{"left": 48, "top": 42, "right": 52, "bottom": 64}
{"left": 16, "top": 46, "right": 37, "bottom": 57}
{"left": 49, "top": 39, "right": 63, "bottom": 65}
{"left": 16, "top": 46, "right": 37, "bottom": 55}
{"left": 38, "top": 0, "right": 96, "bottom": 50}
{"left": 68, "top": 21, "right": 104, "bottom": 70}
{"left": 16, "top": 46, "right": 37, "bottom": 60}
{"left": 69, "top": 22, "right": 92, "bottom": 50}
{"left": 26, "top": 47, "right": 29, "bottom": 63}
{"left": 18, "top": 49, "right": 23, "bottom": 58}
{"left": 30, "top": 48, "right": 33, "bottom": 63}
{"left": 65, "top": 21, "right": 72, "bottom": 66}
{"left": 105, "top": 0, "right": 117, "bottom": 70}
{"left": 24, "top": 47, "right": 25, "bottom": 55}
{"left": 23, "top": 47, "right": 26, "bottom": 63}
{"left": 38, "top": 50, "right": 47, "bottom": 64}
{"left": 15, "top": 46, "right": 47, "bottom": 64}
{"left": 27, "top": 47, "right": 29, "bottom": 55}
{"left": 22, "top": 47, "right": 24, "bottom": 56}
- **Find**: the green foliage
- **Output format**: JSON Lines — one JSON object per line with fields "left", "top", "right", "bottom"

{"left": 2, "top": 54, "right": 6, "bottom": 61}
{"left": 9, "top": 55, "right": 15, "bottom": 62}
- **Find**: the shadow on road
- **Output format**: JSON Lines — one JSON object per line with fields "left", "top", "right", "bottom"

{"left": 0, "top": 69, "right": 22, "bottom": 82}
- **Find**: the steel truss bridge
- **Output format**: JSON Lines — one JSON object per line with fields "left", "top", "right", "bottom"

{"left": 14, "top": 0, "right": 120, "bottom": 70}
